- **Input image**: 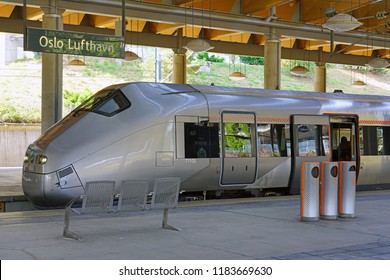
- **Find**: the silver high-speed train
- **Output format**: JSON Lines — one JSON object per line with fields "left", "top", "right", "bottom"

{"left": 22, "top": 82, "right": 390, "bottom": 208}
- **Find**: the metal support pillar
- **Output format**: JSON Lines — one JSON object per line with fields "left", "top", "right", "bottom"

{"left": 41, "top": 4, "right": 64, "bottom": 133}
{"left": 172, "top": 28, "right": 186, "bottom": 84}
{"left": 314, "top": 47, "right": 326, "bottom": 92}
{"left": 264, "top": 29, "right": 281, "bottom": 90}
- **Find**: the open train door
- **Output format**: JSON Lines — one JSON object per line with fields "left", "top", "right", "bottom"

{"left": 328, "top": 115, "right": 359, "bottom": 164}
{"left": 289, "top": 115, "right": 331, "bottom": 194}
{"left": 220, "top": 111, "right": 257, "bottom": 185}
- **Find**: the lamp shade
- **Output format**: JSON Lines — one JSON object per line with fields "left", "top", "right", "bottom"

{"left": 352, "top": 80, "right": 366, "bottom": 86}
{"left": 229, "top": 71, "right": 246, "bottom": 81}
{"left": 184, "top": 39, "right": 214, "bottom": 53}
{"left": 290, "top": 65, "right": 309, "bottom": 76}
{"left": 322, "top": 13, "right": 363, "bottom": 32}
{"left": 365, "top": 57, "right": 390, "bottom": 69}
{"left": 124, "top": 51, "right": 141, "bottom": 61}
{"left": 68, "top": 59, "right": 85, "bottom": 66}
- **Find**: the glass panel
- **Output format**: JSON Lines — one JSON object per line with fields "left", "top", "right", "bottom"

{"left": 298, "top": 125, "right": 318, "bottom": 157}
{"left": 321, "top": 125, "right": 330, "bottom": 157}
{"left": 184, "top": 122, "right": 219, "bottom": 159}
{"left": 74, "top": 89, "right": 131, "bottom": 117}
{"left": 257, "top": 124, "right": 273, "bottom": 157}
{"left": 93, "top": 91, "right": 131, "bottom": 117}
{"left": 359, "top": 127, "right": 364, "bottom": 156}
{"left": 383, "top": 127, "right": 390, "bottom": 155}
{"left": 224, "top": 123, "right": 254, "bottom": 158}
{"left": 257, "top": 124, "right": 290, "bottom": 158}
{"left": 273, "top": 124, "right": 291, "bottom": 157}
{"left": 377, "top": 127, "right": 383, "bottom": 155}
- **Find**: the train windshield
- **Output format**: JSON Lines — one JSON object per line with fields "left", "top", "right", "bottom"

{"left": 73, "top": 89, "right": 131, "bottom": 117}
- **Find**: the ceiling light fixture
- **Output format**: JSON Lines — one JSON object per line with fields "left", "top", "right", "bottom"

{"left": 229, "top": 71, "right": 246, "bottom": 81}
{"left": 352, "top": 80, "right": 366, "bottom": 86}
{"left": 183, "top": 1, "right": 214, "bottom": 53}
{"left": 124, "top": 50, "right": 141, "bottom": 61}
{"left": 366, "top": 57, "right": 390, "bottom": 68}
{"left": 184, "top": 38, "right": 214, "bottom": 53}
{"left": 290, "top": 65, "right": 309, "bottom": 76}
{"left": 322, "top": 13, "right": 363, "bottom": 32}
{"left": 67, "top": 59, "right": 85, "bottom": 66}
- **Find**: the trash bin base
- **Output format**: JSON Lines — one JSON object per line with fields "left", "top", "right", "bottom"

{"left": 338, "top": 213, "right": 355, "bottom": 219}
{"left": 301, "top": 216, "right": 319, "bottom": 222}
{"left": 320, "top": 214, "right": 337, "bottom": 220}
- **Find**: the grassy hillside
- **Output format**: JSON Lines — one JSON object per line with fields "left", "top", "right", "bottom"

{"left": 1, "top": 49, "right": 389, "bottom": 123}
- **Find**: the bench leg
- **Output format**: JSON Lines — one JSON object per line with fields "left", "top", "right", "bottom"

{"left": 63, "top": 207, "right": 83, "bottom": 241}
{"left": 162, "top": 208, "right": 181, "bottom": 231}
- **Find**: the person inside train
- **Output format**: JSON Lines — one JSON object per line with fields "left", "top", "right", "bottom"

{"left": 338, "top": 136, "right": 351, "bottom": 161}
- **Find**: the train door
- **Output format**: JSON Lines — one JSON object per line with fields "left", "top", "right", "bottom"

{"left": 329, "top": 115, "right": 359, "bottom": 163}
{"left": 289, "top": 115, "right": 330, "bottom": 194}
{"left": 220, "top": 111, "right": 257, "bottom": 185}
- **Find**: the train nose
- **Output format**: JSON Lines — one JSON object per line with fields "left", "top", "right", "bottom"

{"left": 22, "top": 171, "right": 57, "bottom": 208}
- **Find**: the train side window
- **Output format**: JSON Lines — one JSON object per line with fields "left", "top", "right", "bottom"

{"left": 273, "top": 124, "right": 291, "bottom": 157}
{"left": 382, "top": 127, "right": 390, "bottom": 155}
{"left": 257, "top": 124, "right": 273, "bottom": 157}
{"left": 224, "top": 123, "right": 255, "bottom": 158}
{"left": 377, "top": 127, "right": 390, "bottom": 155}
{"left": 92, "top": 90, "right": 131, "bottom": 117}
{"left": 257, "top": 124, "right": 290, "bottom": 157}
{"left": 184, "top": 122, "right": 219, "bottom": 158}
{"left": 377, "top": 127, "right": 383, "bottom": 155}
{"left": 297, "top": 124, "right": 329, "bottom": 157}
{"left": 359, "top": 126, "right": 390, "bottom": 156}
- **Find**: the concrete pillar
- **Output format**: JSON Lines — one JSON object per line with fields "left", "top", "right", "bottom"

{"left": 314, "top": 63, "right": 326, "bottom": 92}
{"left": 172, "top": 29, "right": 186, "bottom": 84}
{"left": 41, "top": 6, "right": 64, "bottom": 133}
{"left": 172, "top": 53, "right": 186, "bottom": 84}
{"left": 314, "top": 47, "right": 326, "bottom": 92}
{"left": 264, "top": 32, "right": 281, "bottom": 90}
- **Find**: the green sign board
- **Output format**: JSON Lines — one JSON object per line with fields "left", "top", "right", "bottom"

{"left": 25, "top": 27, "right": 125, "bottom": 58}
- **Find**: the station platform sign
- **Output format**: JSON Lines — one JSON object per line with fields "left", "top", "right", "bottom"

{"left": 25, "top": 27, "right": 125, "bottom": 59}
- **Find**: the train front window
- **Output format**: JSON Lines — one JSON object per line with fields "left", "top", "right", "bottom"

{"left": 74, "top": 89, "right": 130, "bottom": 117}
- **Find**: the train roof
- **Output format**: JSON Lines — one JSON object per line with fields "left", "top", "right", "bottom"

{"left": 117, "top": 82, "right": 390, "bottom": 103}
{"left": 190, "top": 84, "right": 390, "bottom": 103}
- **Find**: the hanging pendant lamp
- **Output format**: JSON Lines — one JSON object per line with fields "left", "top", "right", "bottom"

{"left": 366, "top": 57, "right": 390, "bottom": 69}
{"left": 322, "top": 13, "right": 363, "bottom": 32}
{"left": 184, "top": 38, "right": 214, "bottom": 53}
{"left": 290, "top": 65, "right": 309, "bottom": 76}
{"left": 229, "top": 71, "right": 246, "bottom": 81}
{"left": 124, "top": 51, "right": 141, "bottom": 62}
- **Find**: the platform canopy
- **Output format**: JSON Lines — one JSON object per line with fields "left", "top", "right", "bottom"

{"left": 0, "top": 0, "right": 389, "bottom": 66}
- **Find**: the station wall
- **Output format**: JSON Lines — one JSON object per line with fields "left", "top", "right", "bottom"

{"left": 0, "top": 124, "right": 40, "bottom": 167}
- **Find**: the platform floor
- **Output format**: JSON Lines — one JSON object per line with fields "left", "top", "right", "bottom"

{"left": 1, "top": 190, "right": 390, "bottom": 260}
{"left": 0, "top": 167, "right": 23, "bottom": 195}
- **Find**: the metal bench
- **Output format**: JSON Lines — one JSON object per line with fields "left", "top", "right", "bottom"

{"left": 63, "top": 177, "right": 181, "bottom": 241}
{"left": 63, "top": 181, "right": 116, "bottom": 240}
{"left": 150, "top": 177, "right": 181, "bottom": 231}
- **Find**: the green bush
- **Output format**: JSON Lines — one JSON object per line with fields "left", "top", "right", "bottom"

{"left": 240, "top": 56, "right": 264, "bottom": 65}
{"left": 197, "top": 53, "right": 225, "bottom": 62}
{"left": 64, "top": 89, "right": 94, "bottom": 110}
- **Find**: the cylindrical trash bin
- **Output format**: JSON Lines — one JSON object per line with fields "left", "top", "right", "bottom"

{"left": 338, "top": 161, "right": 356, "bottom": 218}
{"left": 300, "top": 162, "right": 320, "bottom": 222}
{"left": 320, "top": 162, "right": 338, "bottom": 220}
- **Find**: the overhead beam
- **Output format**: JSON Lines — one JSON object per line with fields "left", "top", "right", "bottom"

{"left": 242, "top": 0, "right": 291, "bottom": 15}
{"left": 0, "top": 4, "right": 14, "bottom": 17}
{"left": 1, "top": 0, "right": 388, "bottom": 49}
{"left": 0, "top": 16, "right": 377, "bottom": 67}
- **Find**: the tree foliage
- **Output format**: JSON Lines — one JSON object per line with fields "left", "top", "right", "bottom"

{"left": 197, "top": 53, "right": 225, "bottom": 62}
{"left": 239, "top": 56, "right": 264, "bottom": 65}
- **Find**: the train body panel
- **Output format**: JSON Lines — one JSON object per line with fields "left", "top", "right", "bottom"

{"left": 22, "top": 82, "right": 390, "bottom": 208}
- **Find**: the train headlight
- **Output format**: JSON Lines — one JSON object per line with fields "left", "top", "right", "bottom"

{"left": 36, "top": 155, "right": 48, "bottom": 164}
